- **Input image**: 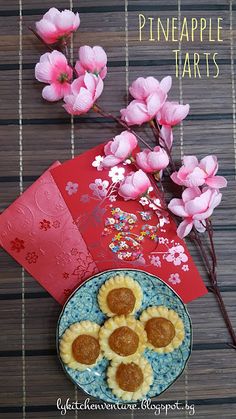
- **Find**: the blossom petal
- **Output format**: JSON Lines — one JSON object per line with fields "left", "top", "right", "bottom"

{"left": 132, "top": 170, "right": 151, "bottom": 190}
{"left": 83, "top": 72, "right": 96, "bottom": 93}
{"left": 160, "top": 125, "right": 173, "bottom": 150}
{"left": 208, "top": 189, "right": 222, "bottom": 210}
{"left": 177, "top": 219, "right": 193, "bottom": 238}
{"left": 93, "top": 46, "right": 107, "bottom": 67}
{"left": 194, "top": 220, "right": 206, "bottom": 233}
{"left": 56, "top": 10, "right": 78, "bottom": 31}
{"left": 35, "top": 20, "right": 58, "bottom": 44}
{"left": 42, "top": 83, "right": 63, "bottom": 101}
{"left": 104, "top": 140, "right": 113, "bottom": 156}
{"left": 102, "top": 155, "right": 122, "bottom": 168}
{"left": 168, "top": 198, "right": 188, "bottom": 217}
{"left": 79, "top": 45, "right": 96, "bottom": 72}
{"left": 146, "top": 90, "right": 166, "bottom": 116}
{"left": 120, "top": 100, "right": 149, "bottom": 126}
{"left": 187, "top": 167, "right": 206, "bottom": 187}
{"left": 200, "top": 155, "right": 218, "bottom": 176}
{"left": 159, "top": 76, "right": 172, "bottom": 93}
{"left": 119, "top": 183, "right": 137, "bottom": 200}
{"left": 71, "top": 76, "right": 85, "bottom": 95}
{"left": 94, "top": 77, "right": 104, "bottom": 100}
{"left": 171, "top": 172, "right": 184, "bottom": 186}
{"left": 183, "top": 155, "right": 198, "bottom": 170}
{"left": 63, "top": 94, "right": 76, "bottom": 114}
{"left": 185, "top": 188, "right": 212, "bottom": 215}
{"left": 182, "top": 187, "right": 201, "bottom": 203}
{"left": 42, "top": 7, "right": 61, "bottom": 24}
{"left": 129, "top": 76, "right": 160, "bottom": 100}
{"left": 205, "top": 175, "right": 227, "bottom": 189}
{"left": 35, "top": 60, "right": 53, "bottom": 83}
{"left": 73, "top": 87, "right": 93, "bottom": 112}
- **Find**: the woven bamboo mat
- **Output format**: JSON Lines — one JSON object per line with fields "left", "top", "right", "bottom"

{"left": 0, "top": 1, "right": 236, "bottom": 418}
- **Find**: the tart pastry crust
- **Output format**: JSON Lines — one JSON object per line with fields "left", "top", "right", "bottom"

{"left": 99, "top": 315, "right": 147, "bottom": 362}
{"left": 98, "top": 275, "right": 142, "bottom": 317}
{"left": 107, "top": 356, "right": 153, "bottom": 401}
{"left": 59, "top": 321, "right": 102, "bottom": 370}
{"left": 140, "top": 306, "right": 185, "bottom": 353}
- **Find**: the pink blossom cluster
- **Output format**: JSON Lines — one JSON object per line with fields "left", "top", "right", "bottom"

{"left": 168, "top": 156, "right": 227, "bottom": 238}
{"left": 102, "top": 131, "right": 157, "bottom": 201}
{"left": 34, "top": 8, "right": 107, "bottom": 110}
{"left": 100, "top": 130, "right": 227, "bottom": 238}
{"left": 120, "top": 75, "right": 190, "bottom": 151}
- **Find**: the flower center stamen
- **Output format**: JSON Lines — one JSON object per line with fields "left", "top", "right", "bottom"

{"left": 58, "top": 72, "right": 69, "bottom": 83}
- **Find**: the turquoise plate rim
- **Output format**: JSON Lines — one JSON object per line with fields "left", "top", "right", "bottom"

{"left": 56, "top": 268, "right": 193, "bottom": 404}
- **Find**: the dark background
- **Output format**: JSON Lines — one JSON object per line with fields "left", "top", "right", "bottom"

{"left": 0, "top": 0, "right": 236, "bottom": 418}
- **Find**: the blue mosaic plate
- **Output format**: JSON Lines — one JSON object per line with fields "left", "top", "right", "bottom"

{"left": 57, "top": 269, "right": 192, "bottom": 403}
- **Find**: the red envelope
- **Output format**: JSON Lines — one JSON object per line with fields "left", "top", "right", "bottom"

{"left": 0, "top": 162, "right": 98, "bottom": 304}
{"left": 51, "top": 145, "right": 207, "bottom": 304}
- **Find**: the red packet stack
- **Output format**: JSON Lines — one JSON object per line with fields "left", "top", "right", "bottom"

{"left": 0, "top": 147, "right": 207, "bottom": 305}
{"left": 0, "top": 162, "right": 98, "bottom": 304}
{"left": 51, "top": 144, "right": 208, "bottom": 304}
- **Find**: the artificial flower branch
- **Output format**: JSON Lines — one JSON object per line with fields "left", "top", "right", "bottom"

{"left": 31, "top": 7, "right": 235, "bottom": 349}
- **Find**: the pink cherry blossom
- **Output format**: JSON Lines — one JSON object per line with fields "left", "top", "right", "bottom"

{"left": 120, "top": 76, "right": 172, "bottom": 126}
{"left": 149, "top": 255, "right": 161, "bottom": 267}
{"left": 75, "top": 45, "right": 107, "bottom": 79}
{"left": 118, "top": 170, "right": 151, "bottom": 201}
{"left": 89, "top": 179, "right": 109, "bottom": 199}
{"left": 156, "top": 101, "right": 190, "bottom": 126}
{"left": 35, "top": 7, "right": 80, "bottom": 44}
{"left": 166, "top": 245, "right": 188, "bottom": 266}
{"left": 120, "top": 96, "right": 165, "bottom": 126}
{"left": 102, "top": 131, "right": 137, "bottom": 168}
{"left": 136, "top": 146, "right": 169, "bottom": 173}
{"left": 168, "top": 187, "right": 222, "bottom": 238}
{"left": 35, "top": 50, "right": 73, "bottom": 101}
{"left": 129, "top": 76, "right": 172, "bottom": 100}
{"left": 171, "top": 155, "right": 227, "bottom": 189}
{"left": 63, "top": 73, "right": 103, "bottom": 115}
{"left": 65, "top": 181, "right": 78, "bottom": 195}
{"left": 168, "top": 273, "right": 181, "bottom": 285}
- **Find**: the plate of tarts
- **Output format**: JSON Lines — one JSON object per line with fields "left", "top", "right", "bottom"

{"left": 57, "top": 269, "right": 192, "bottom": 403}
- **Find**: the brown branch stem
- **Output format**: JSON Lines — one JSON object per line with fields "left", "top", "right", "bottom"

{"left": 93, "top": 104, "right": 153, "bottom": 150}
{"left": 191, "top": 226, "right": 236, "bottom": 349}
{"left": 205, "top": 218, "right": 217, "bottom": 276}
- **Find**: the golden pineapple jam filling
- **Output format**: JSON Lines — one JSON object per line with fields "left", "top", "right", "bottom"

{"left": 116, "top": 362, "right": 144, "bottom": 392}
{"left": 108, "top": 326, "right": 139, "bottom": 356}
{"left": 145, "top": 317, "right": 175, "bottom": 348}
{"left": 107, "top": 287, "right": 135, "bottom": 315}
{"left": 72, "top": 334, "right": 100, "bottom": 364}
